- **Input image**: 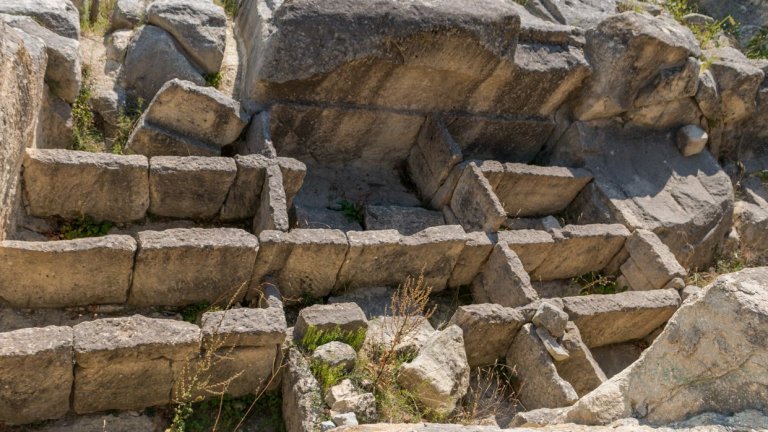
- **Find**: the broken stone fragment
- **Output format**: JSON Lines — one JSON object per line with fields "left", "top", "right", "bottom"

{"left": 676, "top": 124, "right": 709, "bottom": 157}
{"left": 536, "top": 326, "right": 570, "bottom": 361}
{"left": 312, "top": 341, "right": 357, "bottom": 372}
{"left": 449, "top": 303, "right": 525, "bottom": 368}
{"left": 293, "top": 303, "right": 368, "bottom": 343}
{"left": 325, "top": 379, "right": 377, "bottom": 423}
{"left": 532, "top": 302, "right": 569, "bottom": 338}
{"left": 471, "top": 242, "right": 539, "bottom": 308}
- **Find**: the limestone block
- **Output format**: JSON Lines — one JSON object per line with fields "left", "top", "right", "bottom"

{"left": 36, "top": 85, "right": 74, "bottom": 150}
{"left": 276, "top": 157, "right": 307, "bottom": 209}
{"left": 146, "top": 0, "right": 227, "bottom": 74}
{"left": 624, "top": 229, "right": 687, "bottom": 290}
{"left": 111, "top": 0, "right": 147, "bottom": 31}
{"left": 406, "top": 115, "right": 463, "bottom": 199}
{"left": 0, "top": 236, "right": 136, "bottom": 308}
{"left": 336, "top": 226, "right": 466, "bottom": 292}
{"left": 0, "top": 0, "right": 80, "bottom": 39}
{"left": 325, "top": 380, "right": 377, "bottom": 422}
{"left": 430, "top": 162, "right": 466, "bottom": 209}
{"left": 329, "top": 287, "right": 395, "bottom": 319}
{"left": 506, "top": 324, "right": 578, "bottom": 409}
{"left": 449, "top": 304, "right": 525, "bottom": 367}
{"left": 363, "top": 205, "right": 445, "bottom": 235}
{"left": 125, "top": 117, "right": 220, "bottom": 157}
{"left": 620, "top": 258, "right": 655, "bottom": 291}
{"left": 497, "top": 229, "right": 555, "bottom": 272}
{"left": 220, "top": 154, "right": 271, "bottom": 221}
{"left": 448, "top": 231, "right": 495, "bottom": 288}
{"left": 196, "top": 346, "right": 277, "bottom": 397}
{"left": 312, "top": 342, "right": 357, "bottom": 372}
{"left": 538, "top": 0, "right": 615, "bottom": 29}
{"left": 23, "top": 149, "right": 149, "bottom": 223}
{"left": 73, "top": 316, "right": 200, "bottom": 413}
{"left": 364, "top": 316, "right": 435, "bottom": 356}
{"left": 450, "top": 163, "right": 506, "bottom": 233}
{"left": 253, "top": 164, "right": 289, "bottom": 234}
{"left": 532, "top": 302, "right": 569, "bottom": 338}
{"left": 488, "top": 163, "right": 592, "bottom": 218}
{"left": 554, "top": 322, "right": 607, "bottom": 397}
{"left": 0, "top": 326, "right": 73, "bottom": 424}
{"left": 130, "top": 228, "right": 259, "bottom": 306}
{"left": 531, "top": 224, "right": 630, "bottom": 281}
{"left": 293, "top": 303, "right": 368, "bottom": 343}
{"left": 676, "top": 124, "right": 708, "bottom": 157}
{"left": 282, "top": 348, "right": 322, "bottom": 432}
{"left": 148, "top": 156, "right": 236, "bottom": 219}
{"left": 562, "top": 289, "right": 681, "bottom": 348}
{"left": 471, "top": 243, "right": 538, "bottom": 308}
{"left": 201, "top": 307, "right": 287, "bottom": 348}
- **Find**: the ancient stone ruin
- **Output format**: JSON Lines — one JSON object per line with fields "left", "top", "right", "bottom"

{"left": 0, "top": 0, "right": 767, "bottom": 430}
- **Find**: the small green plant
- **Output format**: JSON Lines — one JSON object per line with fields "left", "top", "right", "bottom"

{"left": 746, "top": 27, "right": 768, "bottom": 59}
{"left": 59, "top": 217, "right": 112, "bottom": 239}
{"left": 338, "top": 199, "right": 365, "bottom": 225}
{"left": 686, "top": 253, "right": 745, "bottom": 287}
{"left": 663, "top": 0, "right": 738, "bottom": 48}
{"left": 574, "top": 272, "right": 625, "bottom": 295}
{"left": 757, "top": 170, "right": 768, "bottom": 183}
{"left": 111, "top": 102, "right": 144, "bottom": 154}
{"left": 180, "top": 302, "right": 223, "bottom": 324}
{"left": 300, "top": 326, "right": 367, "bottom": 352}
{"left": 214, "top": 0, "right": 239, "bottom": 18}
{"left": 309, "top": 360, "right": 347, "bottom": 394}
{"left": 72, "top": 65, "right": 104, "bottom": 152}
{"left": 204, "top": 72, "right": 223, "bottom": 89}
{"left": 81, "top": 0, "right": 117, "bottom": 36}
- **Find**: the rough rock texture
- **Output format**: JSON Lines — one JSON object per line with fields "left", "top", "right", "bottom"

{"left": 364, "top": 317, "right": 435, "bottom": 356}
{"left": 283, "top": 347, "right": 322, "bottom": 432}
{"left": 0, "top": 22, "right": 46, "bottom": 240}
{"left": 123, "top": 25, "right": 205, "bottom": 103}
{"left": 449, "top": 304, "right": 526, "bottom": 367}
{"left": 0, "top": 0, "right": 80, "bottom": 39}
{"left": 220, "top": 154, "right": 270, "bottom": 221}
{"left": 471, "top": 242, "right": 539, "bottom": 308}
{"left": 312, "top": 341, "right": 357, "bottom": 372}
{"left": 23, "top": 149, "right": 149, "bottom": 223}
{"left": 622, "top": 229, "right": 687, "bottom": 291}
{"left": 148, "top": 156, "right": 236, "bottom": 219}
{"left": 561, "top": 268, "right": 768, "bottom": 425}
{"left": 506, "top": 324, "right": 579, "bottom": 410}
{"left": 36, "top": 86, "right": 74, "bottom": 150}
{"left": 450, "top": 163, "right": 507, "bottom": 233}
{"left": 407, "top": 115, "right": 463, "bottom": 200}
{"left": 563, "top": 289, "right": 681, "bottom": 348}
{"left": 0, "top": 326, "right": 73, "bottom": 424}
{"left": 146, "top": 0, "right": 227, "bottom": 74}
{"left": 130, "top": 228, "right": 259, "bottom": 306}
{"left": 200, "top": 307, "right": 287, "bottom": 348}
{"left": 397, "top": 325, "right": 470, "bottom": 413}
{"left": 253, "top": 164, "right": 290, "bottom": 234}
{"left": 0, "top": 236, "right": 136, "bottom": 308}
{"left": 111, "top": 0, "right": 147, "bottom": 31}
{"left": 554, "top": 322, "right": 607, "bottom": 397}
{"left": 364, "top": 205, "right": 445, "bottom": 235}
{"left": 293, "top": 303, "right": 368, "bottom": 343}
{"left": 448, "top": 231, "right": 495, "bottom": 288}
{"left": 532, "top": 302, "right": 569, "bottom": 338}
{"left": 125, "top": 118, "right": 220, "bottom": 157}
{"left": 326, "top": 379, "right": 377, "bottom": 422}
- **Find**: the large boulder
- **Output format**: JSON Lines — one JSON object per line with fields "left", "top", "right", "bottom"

{"left": 146, "top": 0, "right": 227, "bottom": 74}
{"left": 0, "top": 0, "right": 80, "bottom": 39}
{"left": 123, "top": 25, "right": 205, "bottom": 103}
{"left": 561, "top": 267, "right": 768, "bottom": 425}
{"left": 534, "top": 0, "right": 616, "bottom": 29}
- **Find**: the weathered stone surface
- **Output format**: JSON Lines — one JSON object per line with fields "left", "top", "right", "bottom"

{"left": 332, "top": 412, "right": 359, "bottom": 427}
{"left": 201, "top": 307, "right": 287, "bottom": 347}
{"left": 365, "top": 316, "right": 435, "bottom": 356}
{"left": 398, "top": 325, "right": 469, "bottom": 413}
{"left": 130, "top": 228, "right": 259, "bottom": 306}
{"left": 36, "top": 412, "right": 157, "bottom": 432}
{"left": 111, "top": 0, "right": 147, "bottom": 31}
{"left": 123, "top": 25, "right": 205, "bottom": 103}
{"left": 531, "top": 224, "right": 629, "bottom": 281}
{"left": 326, "top": 380, "right": 378, "bottom": 422}
{"left": 623, "top": 229, "right": 687, "bottom": 291}
{"left": 36, "top": 86, "right": 74, "bottom": 150}
{"left": 532, "top": 302, "right": 569, "bottom": 338}
{"left": 139, "top": 79, "right": 248, "bottom": 148}
{"left": 194, "top": 345, "right": 277, "bottom": 397}
{"left": 486, "top": 163, "right": 592, "bottom": 218}
{"left": 364, "top": 205, "right": 445, "bottom": 235}
{"left": 73, "top": 315, "right": 200, "bottom": 413}
{"left": 0, "top": 0, "right": 79, "bottom": 39}
{"left": 147, "top": 0, "right": 226, "bottom": 74}
{"left": 253, "top": 164, "right": 290, "bottom": 234}
{"left": 676, "top": 125, "right": 708, "bottom": 157}
{"left": 446, "top": 116, "right": 558, "bottom": 164}
{"left": 703, "top": 47, "right": 763, "bottom": 125}
{"left": 294, "top": 303, "right": 368, "bottom": 343}
{"left": 537, "top": 326, "right": 570, "bottom": 361}
{"left": 498, "top": 229, "right": 555, "bottom": 272}
{"left": 1, "top": 15, "right": 80, "bottom": 103}
{"left": 312, "top": 341, "right": 357, "bottom": 372}
{"left": 277, "top": 157, "right": 307, "bottom": 210}
{"left": 0, "top": 326, "right": 73, "bottom": 424}
{"left": 329, "top": 286, "right": 394, "bottom": 318}
{"left": 472, "top": 243, "right": 538, "bottom": 308}
{"left": 448, "top": 231, "right": 495, "bottom": 288}
{"left": 220, "top": 154, "right": 270, "bottom": 221}
{"left": 23, "top": 149, "right": 149, "bottom": 223}
{"left": 506, "top": 324, "right": 578, "bottom": 410}
{"left": 554, "top": 322, "right": 607, "bottom": 397}
{"left": 450, "top": 304, "right": 525, "bottom": 367}
{"left": 574, "top": 12, "right": 701, "bottom": 121}
{"left": 407, "top": 115, "right": 463, "bottom": 200}
{"left": 562, "top": 268, "right": 768, "bottom": 425}
{"left": 283, "top": 347, "right": 322, "bottom": 432}
{"left": 272, "top": 229, "right": 348, "bottom": 300}
{"left": 562, "top": 289, "right": 681, "bottom": 348}
{"left": 124, "top": 119, "right": 221, "bottom": 157}
{"left": 294, "top": 204, "right": 363, "bottom": 231}
{"left": 0, "top": 236, "right": 136, "bottom": 308}
{"left": 148, "top": 156, "right": 236, "bottom": 219}
{"left": 337, "top": 226, "right": 466, "bottom": 292}
{"left": 591, "top": 342, "right": 645, "bottom": 379}
{"left": 451, "top": 163, "right": 506, "bottom": 233}
{"left": 733, "top": 200, "right": 768, "bottom": 263}
{"left": 538, "top": 0, "right": 615, "bottom": 29}
{"left": 552, "top": 122, "right": 734, "bottom": 270}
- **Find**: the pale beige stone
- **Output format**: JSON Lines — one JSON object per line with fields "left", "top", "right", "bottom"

{"left": 449, "top": 304, "right": 525, "bottom": 367}
{"left": 471, "top": 243, "right": 538, "bottom": 308}
{"left": 220, "top": 154, "right": 271, "bottom": 221}
{"left": 253, "top": 164, "right": 289, "bottom": 234}
{"left": 450, "top": 163, "right": 506, "bottom": 233}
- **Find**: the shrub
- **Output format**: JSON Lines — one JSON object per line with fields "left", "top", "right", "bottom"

{"left": 300, "top": 326, "right": 366, "bottom": 352}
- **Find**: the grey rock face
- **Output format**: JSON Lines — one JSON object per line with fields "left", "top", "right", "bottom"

{"left": 450, "top": 163, "right": 507, "bottom": 233}
{"left": 36, "top": 86, "right": 74, "bottom": 150}
{"left": 532, "top": 302, "right": 569, "bottom": 338}
{"left": 0, "top": 0, "right": 80, "bottom": 39}
{"left": 201, "top": 307, "right": 287, "bottom": 347}
{"left": 449, "top": 304, "right": 526, "bottom": 368}
{"left": 293, "top": 303, "right": 368, "bottom": 343}
{"left": 538, "top": 0, "right": 616, "bottom": 29}
{"left": 147, "top": 0, "right": 227, "bottom": 74}
{"left": 123, "top": 25, "right": 205, "bottom": 103}
{"left": 554, "top": 322, "right": 607, "bottom": 397}
{"left": 283, "top": 348, "right": 323, "bottom": 432}
{"left": 621, "top": 229, "right": 687, "bottom": 291}
{"left": 111, "top": 0, "right": 148, "bottom": 31}
{"left": 312, "top": 341, "right": 357, "bottom": 372}
{"left": 472, "top": 242, "right": 538, "bottom": 308}
{"left": 364, "top": 205, "right": 445, "bottom": 235}
{"left": 220, "top": 154, "right": 271, "bottom": 221}
{"left": 676, "top": 124, "right": 708, "bottom": 157}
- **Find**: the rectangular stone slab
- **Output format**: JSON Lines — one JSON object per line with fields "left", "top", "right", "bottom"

{"left": 0, "top": 236, "right": 136, "bottom": 308}
{"left": 448, "top": 231, "right": 495, "bottom": 287}
{"left": 449, "top": 303, "right": 525, "bottom": 367}
{"left": 406, "top": 114, "right": 463, "bottom": 200}
{"left": 149, "top": 156, "right": 236, "bottom": 220}
{"left": 130, "top": 228, "right": 259, "bottom": 306}
{"left": 219, "top": 154, "right": 270, "bottom": 221}
{"left": 194, "top": 346, "right": 278, "bottom": 398}
{"left": 23, "top": 149, "right": 149, "bottom": 223}
{"left": 336, "top": 226, "right": 466, "bottom": 292}
{"left": 73, "top": 315, "right": 200, "bottom": 413}
{"left": 0, "top": 326, "right": 73, "bottom": 425}
{"left": 487, "top": 163, "right": 593, "bottom": 217}
{"left": 253, "top": 164, "right": 290, "bottom": 234}
{"left": 125, "top": 118, "right": 220, "bottom": 157}
{"left": 562, "top": 289, "right": 681, "bottom": 348}
{"left": 450, "top": 163, "right": 506, "bottom": 233}
{"left": 201, "top": 306, "right": 287, "bottom": 348}
{"left": 497, "top": 229, "right": 555, "bottom": 272}
{"left": 471, "top": 242, "right": 538, "bottom": 308}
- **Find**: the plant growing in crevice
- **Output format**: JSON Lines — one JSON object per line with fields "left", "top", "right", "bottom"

{"left": 204, "top": 72, "right": 224, "bottom": 89}
{"left": 72, "top": 65, "right": 104, "bottom": 152}
{"left": 746, "top": 27, "right": 768, "bottom": 59}
{"left": 574, "top": 272, "right": 625, "bottom": 295}
{"left": 300, "top": 326, "right": 367, "bottom": 353}
{"left": 58, "top": 217, "right": 112, "bottom": 239}
{"left": 80, "top": 0, "right": 117, "bottom": 36}
{"left": 215, "top": 0, "right": 239, "bottom": 18}
{"left": 111, "top": 101, "right": 144, "bottom": 154}
{"left": 338, "top": 199, "right": 365, "bottom": 225}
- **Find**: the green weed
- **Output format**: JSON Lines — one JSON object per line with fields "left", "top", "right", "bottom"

{"left": 179, "top": 302, "right": 223, "bottom": 324}
{"left": 758, "top": 170, "right": 768, "bottom": 183}
{"left": 574, "top": 272, "right": 626, "bottom": 295}
{"left": 663, "top": 0, "right": 738, "bottom": 48}
{"left": 300, "top": 326, "right": 367, "bottom": 352}
{"left": 81, "top": 0, "right": 117, "bottom": 36}
{"left": 338, "top": 199, "right": 365, "bottom": 225}
{"left": 746, "top": 28, "right": 768, "bottom": 59}
{"left": 59, "top": 217, "right": 112, "bottom": 240}
{"left": 72, "top": 65, "right": 104, "bottom": 152}
{"left": 111, "top": 102, "right": 144, "bottom": 154}
{"left": 309, "top": 360, "right": 347, "bottom": 394}
{"left": 204, "top": 72, "right": 223, "bottom": 89}
{"left": 214, "top": 0, "right": 239, "bottom": 18}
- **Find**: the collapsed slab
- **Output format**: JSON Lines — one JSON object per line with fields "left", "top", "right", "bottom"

{"left": 472, "top": 243, "right": 539, "bottom": 308}
{"left": 23, "top": 149, "right": 149, "bottom": 223}
{"left": 562, "top": 289, "right": 681, "bottom": 348}
{"left": 130, "top": 228, "right": 259, "bottom": 306}
{"left": 0, "top": 236, "right": 136, "bottom": 308}
{"left": 449, "top": 304, "right": 525, "bottom": 367}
